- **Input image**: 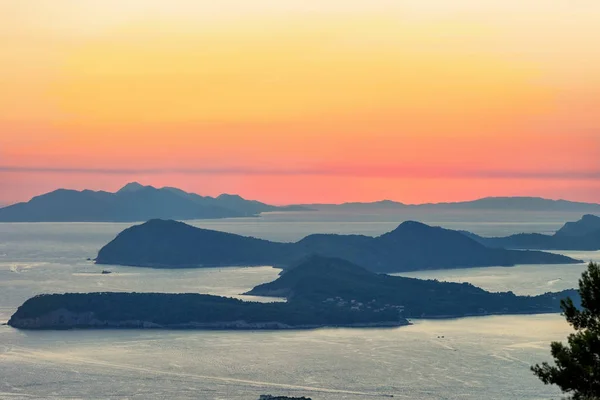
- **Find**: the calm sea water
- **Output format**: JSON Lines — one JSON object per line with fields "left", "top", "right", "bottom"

{"left": 1, "top": 210, "right": 598, "bottom": 399}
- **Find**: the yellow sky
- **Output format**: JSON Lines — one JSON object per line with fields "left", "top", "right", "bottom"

{"left": 0, "top": 0, "right": 599, "bottom": 203}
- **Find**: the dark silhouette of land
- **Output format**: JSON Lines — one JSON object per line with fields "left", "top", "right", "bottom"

{"left": 95, "top": 219, "right": 579, "bottom": 272}
{"left": 465, "top": 214, "right": 600, "bottom": 250}
{"left": 6, "top": 291, "right": 407, "bottom": 330}
{"left": 2, "top": 186, "right": 598, "bottom": 223}
{"left": 247, "top": 256, "right": 578, "bottom": 318}
{"left": 0, "top": 182, "right": 310, "bottom": 222}
{"left": 303, "top": 197, "right": 600, "bottom": 212}
{"left": 9, "top": 256, "right": 578, "bottom": 330}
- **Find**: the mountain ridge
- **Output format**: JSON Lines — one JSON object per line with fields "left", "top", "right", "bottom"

{"left": 95, "top": 219, "right": 580, "bottom": 272}
{"left": 0, "top": 183, "right": 311, "bottom": 222}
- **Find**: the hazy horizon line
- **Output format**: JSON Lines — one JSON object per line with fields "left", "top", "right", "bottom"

{"left": 1, "top": 165, "right": 599, "bottom": 180}
{"left": 1, "top": 181, "right": 599, "bottom": 208}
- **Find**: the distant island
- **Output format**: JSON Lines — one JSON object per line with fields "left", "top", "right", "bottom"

{"left": 465, "top": 214, "right": 600, "bottom": 250}
{"left": 0, "top": 182, "right": 311, "bottom": 222}
{"left": 2, "top": 187, "right": 598, "bottom": 223}
{"left": 303, "top": 196, "right": 600, "bottom": 212}
{"left": 95, "top": 219, "right": 579, "bottom": 273}
{"left": 8, "top": 256, "right": 578, "bottom": 330}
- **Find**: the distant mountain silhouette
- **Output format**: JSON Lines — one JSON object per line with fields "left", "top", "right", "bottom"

{"left": 96, "top": 219, "right": 579, "bottom": 272}
{"left": 555, "top": 214, "right": 600, "bottom": 237}
{"left": 246, "top": 255, "right": 579, "bottom": 318}
{"left": 304, "top": 197, "right": 600, "bottom": 212}
{"left": 465, "top": 214, "right": 600, "bottom": 251}
{"left": 0, "top": 183, "right": 311, "bottom": 222}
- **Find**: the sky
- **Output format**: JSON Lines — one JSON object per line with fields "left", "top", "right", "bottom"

{"left": 1, "top": 0, "right": 599, "bottom": 205}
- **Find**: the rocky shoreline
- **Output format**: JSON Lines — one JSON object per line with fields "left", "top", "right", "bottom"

{"left": 8, "top": 308, "right": 406, "bottom": 330}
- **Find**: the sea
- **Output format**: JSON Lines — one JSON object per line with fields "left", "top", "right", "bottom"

{"left": 1, "top": 209, "right": 598, "bottom": 400}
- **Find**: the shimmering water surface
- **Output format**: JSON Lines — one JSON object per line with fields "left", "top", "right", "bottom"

{"left": 1, "top": 210, "right": 598, "bottom": 399}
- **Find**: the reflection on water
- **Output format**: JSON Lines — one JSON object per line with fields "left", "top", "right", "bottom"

{"left": 0, "top": 315, "right": 571, "bottom": 399}
{"left": 0, "top": 211, "right": 597, "bottom": 399}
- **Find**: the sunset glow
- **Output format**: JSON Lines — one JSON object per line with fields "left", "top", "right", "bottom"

{"left": 1, "top": 0, "right": 599, "bottom": 204}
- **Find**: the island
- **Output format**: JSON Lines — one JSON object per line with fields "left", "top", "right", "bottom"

{"left": 465, "top": 214, "right": 600, "bottom": 250}
{"left": 0, "top": 182, "right": 311, "bottom": 222}
{"left": 8, "top": 293, "right": 406, "bottom": 330}
{"left": 300, "top": 196, "right": 600, "bottom": 212}
{"left": 9, "top": 256, "right": 579, "bottom": 330}
{"left": 95, "top": 219, "right": 580, "bottom": 273}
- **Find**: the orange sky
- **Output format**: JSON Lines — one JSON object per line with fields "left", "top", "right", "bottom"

{"left": 1, "top": 0, "right": 599, "bottom": 205}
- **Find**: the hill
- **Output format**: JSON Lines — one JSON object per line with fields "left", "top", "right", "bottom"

{"left": 96, "top": 219, "right": 579, "bottom": 272}
{"left": 466, "top": 214, "right": 600, "bottom": 250}
{"left": 555, "top": 214, "right": 600, "bottom": 237}
{"left": 97, "top": 219, "right": 289, "bottom": 268}
{"left": 0, "top": 183, "right": 311, "bottom": 222}
{"left": 247, "top": 256, "right": 579, "bottom": 318}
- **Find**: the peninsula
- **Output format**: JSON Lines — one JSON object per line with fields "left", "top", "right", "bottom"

{"left": 95, "top": 219, "right": 579, "bottom": 273}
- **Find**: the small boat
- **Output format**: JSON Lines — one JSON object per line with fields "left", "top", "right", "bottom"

{"left": 101, "top": 270, "right": 112, "bottom": 275}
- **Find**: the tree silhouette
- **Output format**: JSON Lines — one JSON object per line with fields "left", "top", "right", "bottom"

{"left": 532, "top": 262, "right": 600, "bottom": 399}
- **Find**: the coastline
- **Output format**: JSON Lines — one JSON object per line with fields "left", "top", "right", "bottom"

{"left": 8, "top": 309, "right": 568, "bottom": 331}
{"left": 8, "top": 315, "right": 408, "bottom": 331}
{"left": 405, "top": 309, "right": 564, "bottom": 321}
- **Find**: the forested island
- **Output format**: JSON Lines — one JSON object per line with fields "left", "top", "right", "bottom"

{"left": 9, "top": 256, "right": 578, "bottom": 330}
{"left": 8, "top": 292, "right": 406, "bottom": 330}
{"left": 246, "top": 256, "right": 578, "bottom": 318}
{"left": 95, "top": 219, "right": 578, "bottom": 273}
